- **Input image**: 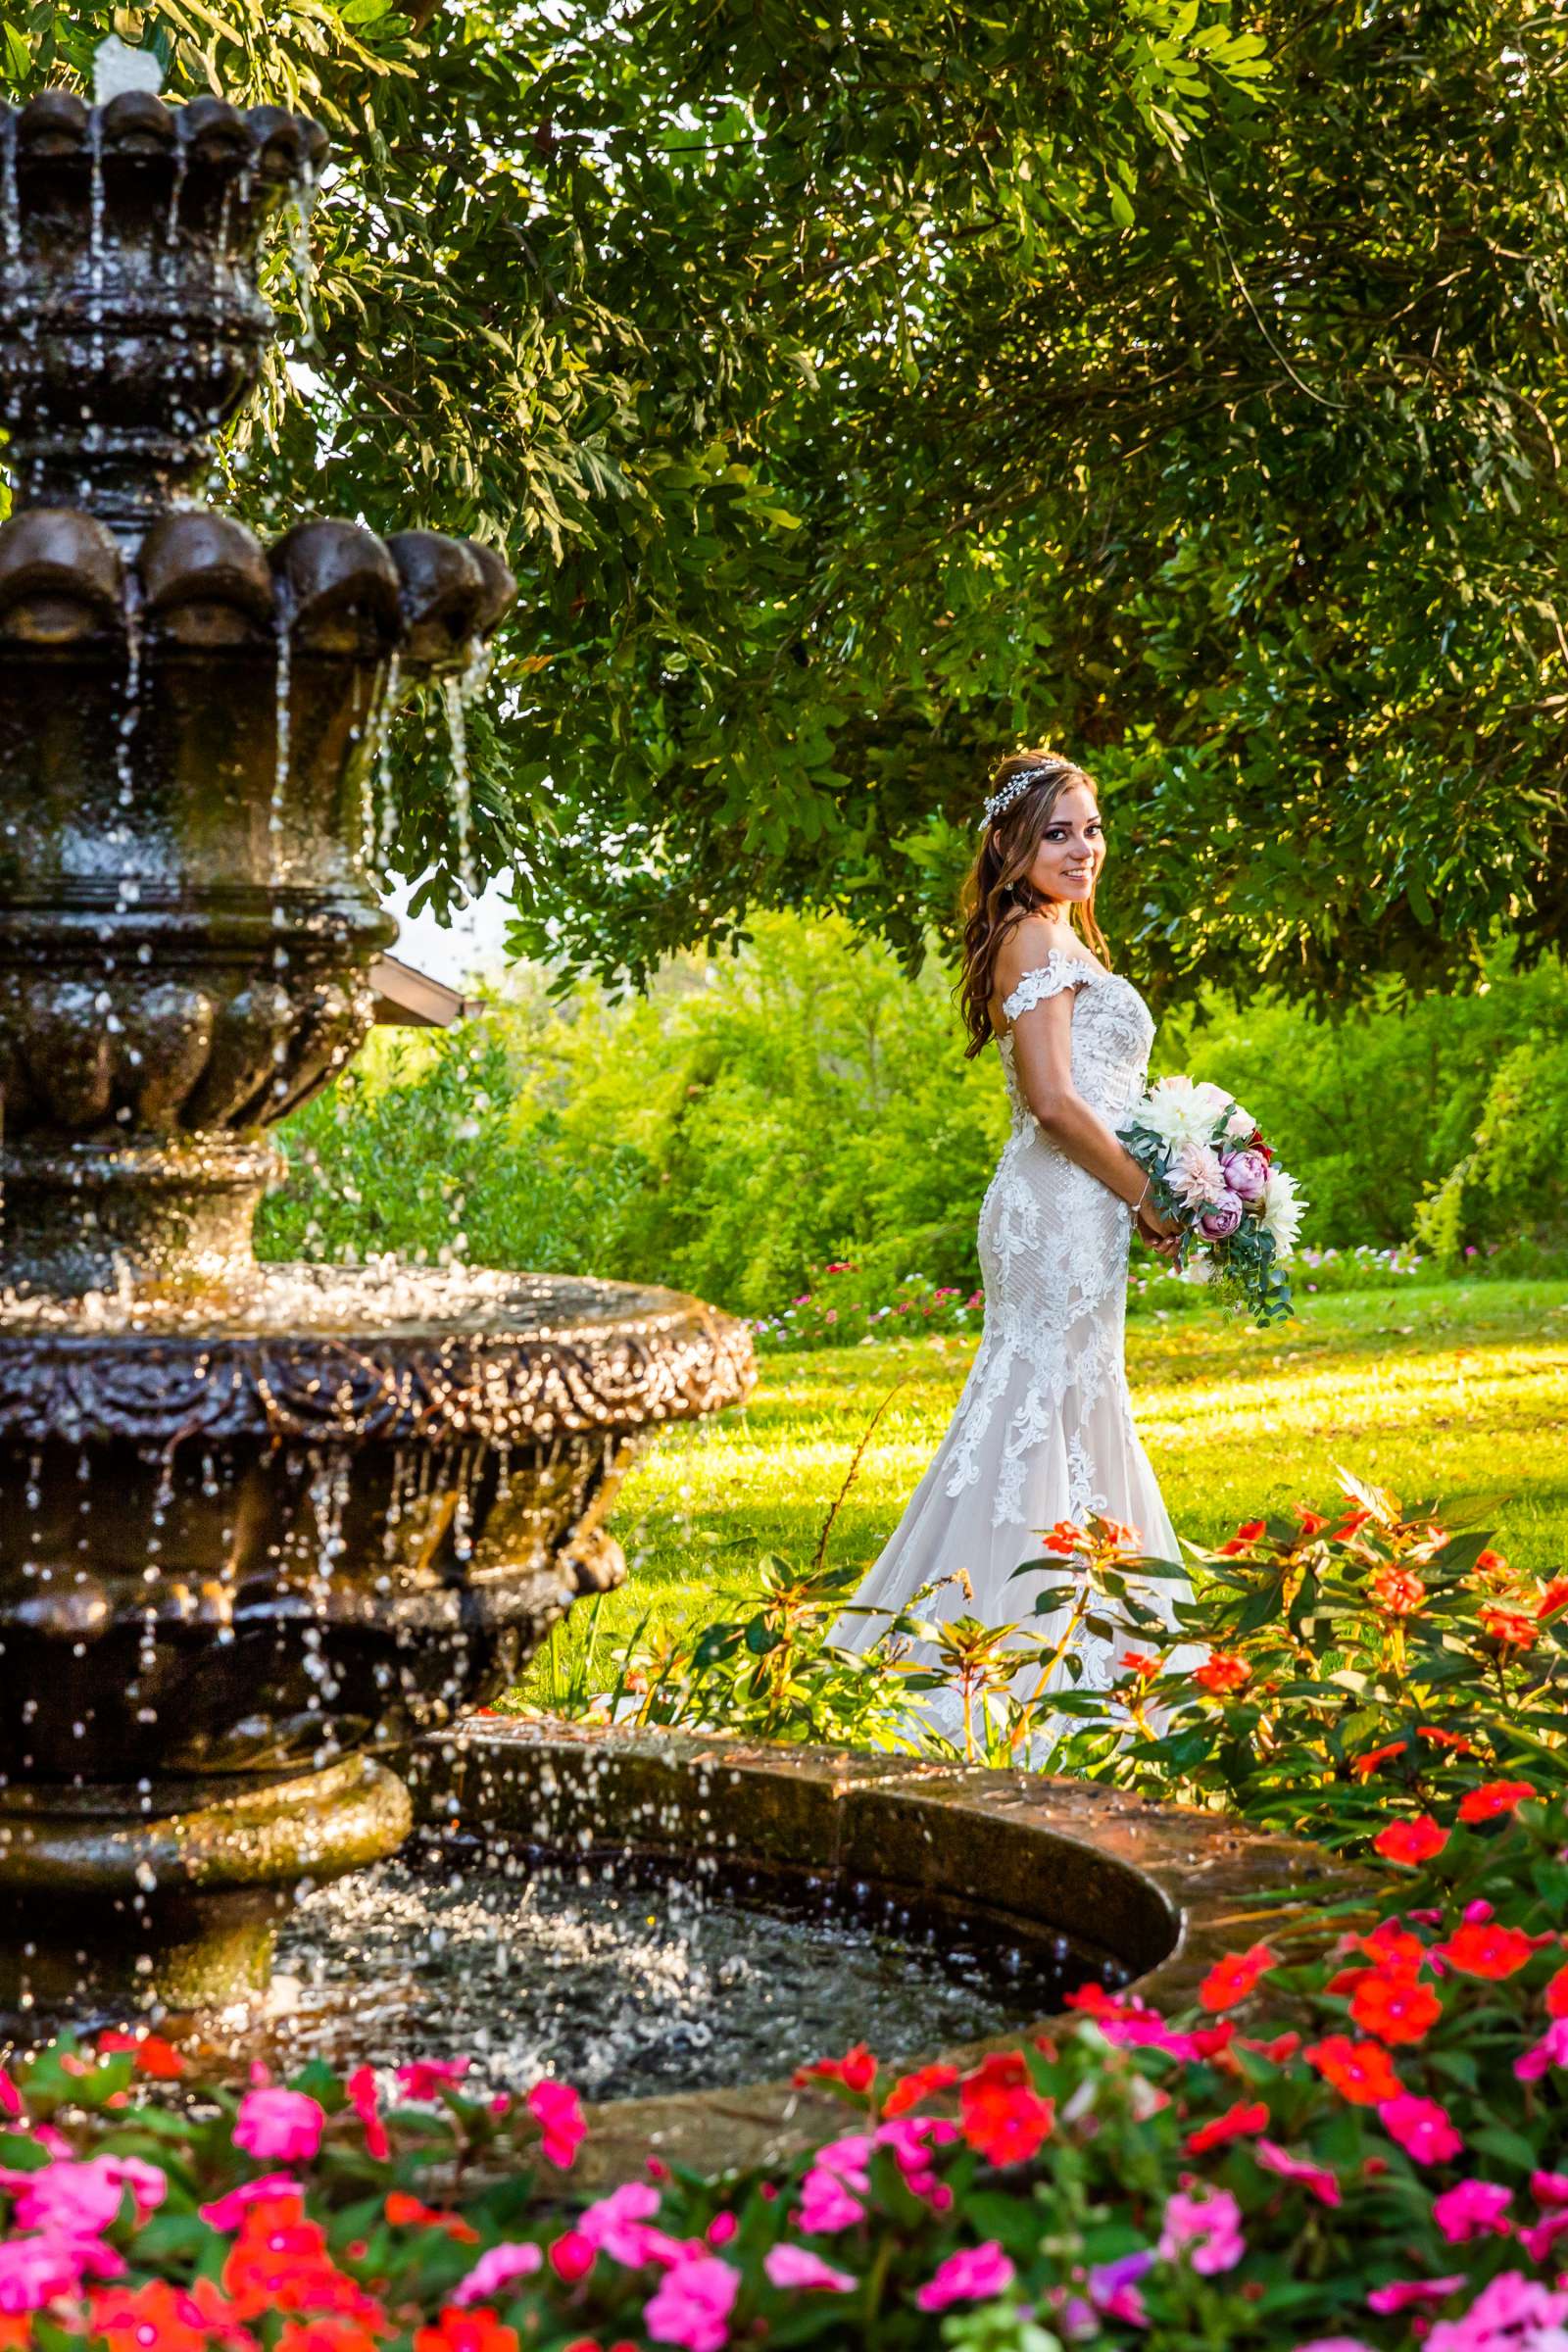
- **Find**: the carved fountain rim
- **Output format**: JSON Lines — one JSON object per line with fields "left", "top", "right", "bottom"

{"left": 413, "top": 1718, "right": 1358, "bottom": 2187}
{"left": 0, "top": 1271, "right": 756, "bottom": 1446}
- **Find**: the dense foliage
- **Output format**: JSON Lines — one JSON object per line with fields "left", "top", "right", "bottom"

{"left": 9, "top": 7, "right": 1567, "bottom": 998}
{"left": 261, "top": 923, "right": 1568, "bottom": 1310}
{"left": 8, "top": 1508, "right": 1568, "bottom": 2347}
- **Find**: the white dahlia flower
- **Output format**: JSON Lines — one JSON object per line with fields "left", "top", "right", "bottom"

{"left": 1140, "top": 1076, "right": 1231, "bottom": 1151}
{"left": 1259, "top": 1167, "right": 1305, "bottom": 1262}
{"left": 1170, "top": 1141, "right": 1226, "bottom": 1210}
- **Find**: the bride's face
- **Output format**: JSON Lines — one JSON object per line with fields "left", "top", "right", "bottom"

{"left": 1025, "top": 781, "right": 1105, "bottom": 910}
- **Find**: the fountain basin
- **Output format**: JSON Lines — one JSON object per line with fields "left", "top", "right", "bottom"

{"left": 407, "top": 1720, "right": 1342, "bottom": 2185}
{"left": 0, "top": 1274, "right": 753, "bottom": 2018}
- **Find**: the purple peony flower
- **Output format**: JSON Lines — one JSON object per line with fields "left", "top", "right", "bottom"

{"left": 1199, "top": 1191, "right": 1246, "bottom": 1242}
{"left": 1221, "top": 1147, "right": 1270, "bottom": 1202}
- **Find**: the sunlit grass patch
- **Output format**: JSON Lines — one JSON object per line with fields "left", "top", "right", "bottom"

{"left": 519, "top": 1278, "right": 1568, "bottom": 1701}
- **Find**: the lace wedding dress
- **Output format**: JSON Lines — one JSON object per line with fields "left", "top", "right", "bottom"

{"left": 835, "top": 945, "right": 1192, "bottom": 1728}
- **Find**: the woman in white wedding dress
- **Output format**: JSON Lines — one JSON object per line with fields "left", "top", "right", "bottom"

{"left": 836, "top": 749, "right": 1192, "bottom": 1723}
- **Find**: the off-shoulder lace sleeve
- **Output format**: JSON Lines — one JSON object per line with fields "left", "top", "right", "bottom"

{"left": 1002, "top": 949, "right": 1095, "bottom": 1024}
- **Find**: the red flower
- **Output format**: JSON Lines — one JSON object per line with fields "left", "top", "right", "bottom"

{"left": 1219, "top": 1520, "right": 1267, "bottom": 1556}
{"left": 1042, "top": 1520, "right": 1088, "bottom": 1556}
{"left": 278, "top": 2326, "right": 385, "bottom": 2352}
{"left": 1194, "top": 1651, "right": 1250, "bottom": 1695}
{"left": 1435, "top": 1921, "right": 1537, "bottom": 1980}
{"left": 1370, "top": 1565, "right": 1426, "bottom": 1616}
{"left": 882, "top": 2063, "right": 959, "bottom": 2119}
{"left": 1457, "top": 1780, "right": 1538, "bottom": 1825}
{"left": 1418, "top": 1726, "right": 1476, "bottom": 1753}
{"left": 1118, "top": 1651, "right": 1162, "bottom": 1681}
{"left": 958, "top": 2051, "right": 1055, "bottom": 2166}
{"left": 1479, "top": 1603, "right": 1538, "bottom": 1649}
{"left": 1334, "top": 1508, "right": 1376, "bottom": 1541}
{"left": 95, "top": 2029, "right": 187, "bottom": 2080}
{"left": 1359, "top": 1921, "right": 1428, "bottom": 1971}
{"left": 1348, "top": 1971, "right": 1443, "bottom": 2046}
{"left": 1374, "top": 1815, "right": 1447, "bottom": 1866}
{"left": 223, "top": 2201, "right": 384, "bottom": 2326}
{"left": 1304, "top": 2035, "right": 1403, "bottom": 2105}
{"left": 89, "top": 2284, "right": 212, "bottom": 2352}
{"left": 1093, "top": 1517, "right": 1142, "bottom": 1552}
{"left": 1545, "top": 1962, "right": 1568, "bottom": 2020}
{"left": 1537, "top": 1578, "right": 1568, "bottom": 1619}
{"left": 348, "top": 2066, "right": 389, "bottom": 2165}
{"left": 1295, "top": 1505, "right": 1331, "bottom": 1537}
{"left": 1351, "top": 1740, "right": 1409, "bottom": 1782}
{"left": 1199, "top": 1942, "right": 1276, "bottom": 2013}
{"left": 1185, "top": 2099, "right": 1269, "bottom": 2155}
{"left": 794, "top": 2042, "right": 877, "bottom": 2094}
{"left": 384, "top": 2193, "right": 478, "bottom": 2244}
{"left": 1475, "top": 1548, "right": 1510, "bottom": 1576}
{"left": 414, "top": 2315, "right": 518, "bottom": 2352}
{"left": 1237, "top": 2030, "right": 1300, "bottom": 2064}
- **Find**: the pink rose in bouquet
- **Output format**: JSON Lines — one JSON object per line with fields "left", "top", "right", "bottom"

{"left": 1221, "top": 1148, "right": 1269, "bottom": 1203}
{"left": 1199, "top": 1193, "right": 1246, "bottom": 1241}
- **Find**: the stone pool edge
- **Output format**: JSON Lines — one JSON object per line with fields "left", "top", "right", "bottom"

{"left": 412, "top": 1718, "right": 1356, "bottom": 2187}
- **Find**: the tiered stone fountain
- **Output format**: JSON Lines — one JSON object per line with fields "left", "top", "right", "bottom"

{"left": 0, "top": 71, "right": 752, "bottom": 2021}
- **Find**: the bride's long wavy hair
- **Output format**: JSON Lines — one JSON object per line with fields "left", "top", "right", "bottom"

{"left": 956, "top": 749, "right": 1110, "bottom": 1059}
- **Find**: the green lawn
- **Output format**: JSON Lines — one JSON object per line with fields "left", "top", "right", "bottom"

{"left": 525, "top": 1278, "right": 1568, "bottom": 1691}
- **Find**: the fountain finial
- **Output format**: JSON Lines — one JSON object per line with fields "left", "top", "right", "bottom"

{"left": 91, "top": 34, "right": 165, "bottom": 104}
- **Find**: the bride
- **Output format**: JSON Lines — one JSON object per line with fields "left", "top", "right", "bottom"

{"left": 836, "top": 748, "right": 1192, "bottom": 1717}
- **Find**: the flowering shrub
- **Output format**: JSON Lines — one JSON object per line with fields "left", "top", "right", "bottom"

{"left": 1294, "top": 1243, "right": 1426, "bottom": 1293}
{"left": 749, "top": 1247, "right": 1449, "bottom": 1354}
{"left": 1054, "top": 1474, "right": 1568, "bottom": 1848}
{"left": 3, "top": 1769, "right": 1567, "bottom": 2350}
{"left": 749, "top": 1265, "right": 985, "bottom": 1352}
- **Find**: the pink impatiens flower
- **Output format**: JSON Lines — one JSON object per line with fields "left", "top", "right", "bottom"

{"left": 1519, "top": 2210, "right": 1568, "bottom": 2267}
{"left": 577, "top": 2181, "right": 683, "bottom": 2271}
{"left": 915, "top": 2242, "right": 1018, "bottom": 2313}
{"left": 452, "top": 2243, "right": 544, "bottom": 2306}
{"left": 1365, "top": 2278, "right": 1466, "bottom": 2315}
{"left": 1255, "top": 2140, "right": 1342, "bottom": 2207}
{"left": 232, "top": 2086, "right": 324, "bottom": 2163}
{"left": 1377, "top": 2094, "right": 1464, "bottom": 2166}
{"left": 643, "top": 2251, "right": 741, "bottom": 2352}
{"left": 1158, "top": 2184, "right": 1247, "bottom": 2275}
{"left": 1, "top": 2155, "right": 165, "bottom": 2235}
{"left": 762, "top": 2244, "right": 856, "bottom": 2293}
{"left": 1426, "top": 2274, "right": 1568, "bottom": 2352}
{"left": 1432, "top": 2180, "right": 1513, "bottom": 2244}
{"left": 525, "top": 2078, "right": 585, "bottom": 2170}
{"left": 797, "top": 2133, "right": 873, "bottom": 2234}
{"left": 0, "top": 2234, "right": 85, "bottom": 2314}
{"left": 1515, "top": 2019, "right": 1568, "bottom": 2083}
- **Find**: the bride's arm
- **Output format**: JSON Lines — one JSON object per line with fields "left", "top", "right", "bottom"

{"left": 1008, "top": 989, "right": 1154, "bottom": 1207}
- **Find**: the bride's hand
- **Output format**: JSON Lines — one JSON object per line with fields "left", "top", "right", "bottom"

{"left": 1136, "top": 1200, "right": 1183, "bottom": 1260}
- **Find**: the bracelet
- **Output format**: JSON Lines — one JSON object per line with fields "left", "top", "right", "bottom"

{"left": 1133, "top": 1176, "right": 1151, "bottom": 1214}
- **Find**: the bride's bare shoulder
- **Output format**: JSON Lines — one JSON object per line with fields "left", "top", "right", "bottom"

{"left": 994, "top": 915, "right": 1082, "bottom": 987}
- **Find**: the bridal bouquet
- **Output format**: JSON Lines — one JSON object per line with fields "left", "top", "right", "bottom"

{"left": 1119, "top": 1077, "right": 1302, "bottom": 1321}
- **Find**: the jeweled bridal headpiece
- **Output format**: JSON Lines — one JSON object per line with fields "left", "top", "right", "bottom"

{"left": 981, "top": 754, "right": 1069, "bottom": 827}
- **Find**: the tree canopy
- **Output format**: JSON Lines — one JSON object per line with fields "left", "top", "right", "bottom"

{"left": 8, "top": 3, "right": 1565, "bottom": 1003}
